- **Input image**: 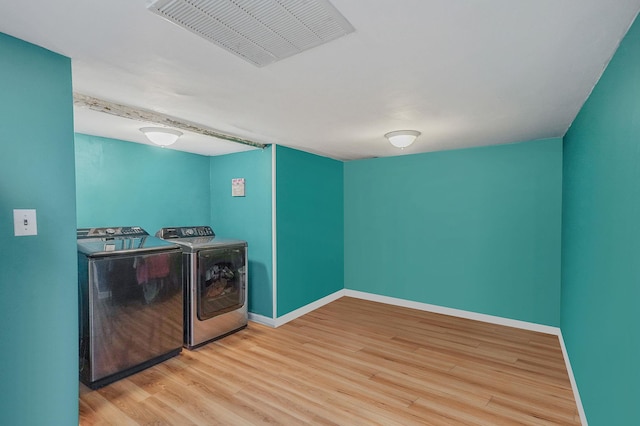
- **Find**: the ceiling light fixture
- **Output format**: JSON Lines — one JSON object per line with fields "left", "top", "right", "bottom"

{"left": 140, "top": 127, "right": 182, "bottom": 147}
{"left": 385, "top": 130, "right": 421, "bottom": 148}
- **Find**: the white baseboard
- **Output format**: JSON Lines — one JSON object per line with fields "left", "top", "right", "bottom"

{"left": 248, "top": 312, "right": 276, "bottom": 327}
{"left": 558, "top": 331, "right": 588, "bottom": 425}
{"left": 273, "top": 289, "right": 345, "bottom": 327}
{"left": 253, "top": 288, "right": 562, "bottom": 334}
{"left": 248, "top": 289, "right": 345, "bottom": 328}
{"left": 345, "top": 289, "right": 561, "bottom": 335}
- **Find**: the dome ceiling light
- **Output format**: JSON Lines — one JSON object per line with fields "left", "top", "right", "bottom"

{"left": 140, "top": 127, "right": 183, "bottom": 147}
{"left": 385, "top": 130, "right": 421, "bottom": 148}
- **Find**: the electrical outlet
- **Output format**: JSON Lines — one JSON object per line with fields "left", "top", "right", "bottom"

{"left": 14, "top": 209, "right": 37, "bottom": 236}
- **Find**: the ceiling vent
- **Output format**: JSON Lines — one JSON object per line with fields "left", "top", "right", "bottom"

{"left": 147, "top": 0, "right": 355, "bottom": 67}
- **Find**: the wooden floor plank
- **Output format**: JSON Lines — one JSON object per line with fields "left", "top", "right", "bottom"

{"left": 79, "top": 296, "right": 580, "bottom": 425}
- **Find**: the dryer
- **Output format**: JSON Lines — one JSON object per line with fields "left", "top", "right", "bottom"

{"left": 157, "top": 226, "right": 248, "bottom": 349}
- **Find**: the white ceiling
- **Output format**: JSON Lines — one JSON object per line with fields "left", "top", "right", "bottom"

{"left": 1, "top": 0, "right": 639, "bottom": 160}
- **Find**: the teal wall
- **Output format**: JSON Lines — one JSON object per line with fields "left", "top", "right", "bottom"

{"left": 275, "top": 146, "right": 344, "bottom": 316}
{"left": 75, "top": 133, "right": 211, "bottom": 233}
{"left": 562, "top": 15, "right": 640, "bottom": 425}
{"left": 76, "top": 135, "right": 273, "bottom": 317}
{"left": 0, "top": 33, "right": 77, "bottom": 425}
{"left": 210, "top": 148, "right": 273, "bottom": 317}
{"left": 345, "top": 138, "right": 562, "bottom": 326}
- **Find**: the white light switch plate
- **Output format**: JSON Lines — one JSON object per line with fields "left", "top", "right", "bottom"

{"left": 14, "top": 209, "right": 37, "bottom": 236}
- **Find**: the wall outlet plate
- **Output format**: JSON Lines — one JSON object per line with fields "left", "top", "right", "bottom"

{"left": 14, "top": 209, "right": 37, "bottom": 236}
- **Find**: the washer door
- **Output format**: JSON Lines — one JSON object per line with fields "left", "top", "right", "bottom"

{"left": 197, "top": 246, "right": 246, "bottom": 321}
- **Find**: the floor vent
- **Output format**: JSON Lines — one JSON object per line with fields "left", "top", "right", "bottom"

{"left": 147, "top": 0, "right": 355, "bottom": 67}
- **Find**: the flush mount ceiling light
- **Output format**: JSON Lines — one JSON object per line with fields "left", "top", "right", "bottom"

{"left": 140, "top": 127, "right": 183, "bottom": 146}
{"left": 385, "top": 130, "right": 421, "bottom": 148}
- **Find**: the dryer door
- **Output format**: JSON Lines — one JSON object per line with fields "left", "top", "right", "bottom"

{"left": 196, "top": 245, "right": 246, "bottom": 321}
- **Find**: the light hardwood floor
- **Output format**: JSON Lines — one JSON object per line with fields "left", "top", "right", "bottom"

{"left": 79, "top": 297, "right": 581, "bottom": 425}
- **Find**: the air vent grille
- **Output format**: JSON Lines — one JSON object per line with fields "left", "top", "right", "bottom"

{"left": 147, "top": 0, "right": 355, "bottom": 67}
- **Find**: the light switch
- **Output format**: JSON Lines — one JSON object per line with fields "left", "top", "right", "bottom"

{"left": 14, "top": 209, "right": 37, "bottom": 236}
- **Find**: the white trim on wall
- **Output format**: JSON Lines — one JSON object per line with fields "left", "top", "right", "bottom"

{"left": 558, "top": 330, "right": 589, "bottom": 425}
{"left": 344, "top": 289, "right": 560, "bottom": 335}
{"left": 253, "top": 288, "right": 561, "bottom": 334}
{"left": 248, "top": 291, "right": 344, "bottom": 327}
{"left": 273, "top": 290, "right": 344, "bottom": 327}
{"left": 271, "top": 145, "right": 278, "bottom": 320}
{"left": 248, "top": 312, "right": 277, "bottom": 327}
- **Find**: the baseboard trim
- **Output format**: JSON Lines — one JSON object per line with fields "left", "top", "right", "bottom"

{"left": 273, "top": 289, "right": 346, "bottom": 327}
{"left": 558, "top": 331, "right": 588, "bottom": 425}
{"left": 249, "top": 290, "right": 346, "bottom": 328}
{"left": 248, "top": 312, "right": 277, "bottom": 327}
{"left": 345, "top": 289, "right": 560, "bottom": 335}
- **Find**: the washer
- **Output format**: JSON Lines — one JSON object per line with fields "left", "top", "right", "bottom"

{"left": 77, "top": 226, "right": 183, "bottom": 389}
{"left": 156, "top": 226, "right": 248, "bottom": 349}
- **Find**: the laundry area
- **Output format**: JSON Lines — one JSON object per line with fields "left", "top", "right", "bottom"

{"left": 74, "top": 135, "right": 262, "bottom": 389}
{"left": 6, "top": 0, "right": 640, "bottom": 424}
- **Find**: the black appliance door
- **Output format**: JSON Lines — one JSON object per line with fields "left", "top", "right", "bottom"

{"left": 197, "top": 246, "right": 246, "bottom": 320}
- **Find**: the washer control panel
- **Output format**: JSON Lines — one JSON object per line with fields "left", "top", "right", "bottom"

{"left": 77, "top": 226, "right": 148, "bottom": 239}
{"left": 157, "top": 226, "right": 215, "bottom": 239}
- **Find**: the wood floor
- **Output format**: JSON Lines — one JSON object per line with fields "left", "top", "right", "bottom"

{"left": 79, "top": 297, "right": 581, "bottom": 425}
